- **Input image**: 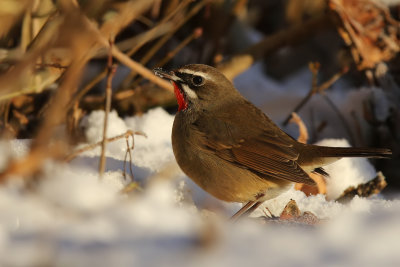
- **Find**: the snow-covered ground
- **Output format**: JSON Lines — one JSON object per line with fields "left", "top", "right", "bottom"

{"left": 0, "top": 66, "right": 399, "bottom": 266}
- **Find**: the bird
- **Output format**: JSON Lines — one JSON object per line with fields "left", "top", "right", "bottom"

{"left": 153, "top": 64, "right": 391, "bottom": 219}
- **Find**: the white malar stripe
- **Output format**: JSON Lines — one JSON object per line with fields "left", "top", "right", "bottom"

{"left": 181, "top": 84, "right": 198, "bottom": 99}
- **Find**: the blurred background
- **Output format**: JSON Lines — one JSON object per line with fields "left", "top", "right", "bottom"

{"left": 0, "top": 0, "right": 399, "bottom": 192}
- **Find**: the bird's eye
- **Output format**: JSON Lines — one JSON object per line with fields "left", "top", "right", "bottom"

{"left": 192, "top": 75, "right": 204, "bottom": 86}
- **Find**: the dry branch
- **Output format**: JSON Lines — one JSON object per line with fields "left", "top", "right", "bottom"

{"left": 322, "top": 93, "right": 356, "bottom": 145}
{"left": 125, "top": 0, "right": 193, "bottom": 58}
{"left": 120, "top": 0, "right": 207, "bottom": 88}
{"left": 99, "top": 40, "right": 116, "bottom": 176}
{"left": 0, "top": 1, "right": 156, "bottom": 183}
{"left": 282, "top": 63, "right": 348, "bottom": 126}
{"left": 110, "top": 46, "right": 173, "bottom": 92}
{"left": 130, "top": 27, "right": 203, "bottom": 89}
{"left": 290, "top": 112, "right": 309, "bottom": 144}
{"left": 94, "top": 22, "right": 173, "bottom": 58}
{"left": 155, "top": 28, "right": 203, "bottom": 68}
{"left": 0, "top": 10, "right": 100, "bottom": 182}
{"left": 217, "top": 14, "right": 333, "bottom": 80}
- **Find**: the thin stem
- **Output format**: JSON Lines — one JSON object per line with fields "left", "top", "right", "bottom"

{"left": 65, "top": 130, "right": 145, "bottom": 162}
{"left": 99, "top": 39, "right": 116, "bottom": 176}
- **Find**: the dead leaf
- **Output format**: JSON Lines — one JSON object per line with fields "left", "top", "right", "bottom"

{"left": 330, "top": 0, "right": 400, "bottom": 70}
{"left": 280, "top": 199, "right": 301, "bottom": 220}
{"left": 279, "top": 199, "right": 321, "bottom": 225}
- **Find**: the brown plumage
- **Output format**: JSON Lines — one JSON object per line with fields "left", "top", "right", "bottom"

{"left": 154, "top": 64, "right": 391, "bottom": 218}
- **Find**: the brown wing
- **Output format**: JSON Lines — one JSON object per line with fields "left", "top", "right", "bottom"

{"left": 193, "top": 103, "right": 316, "bottom": 186}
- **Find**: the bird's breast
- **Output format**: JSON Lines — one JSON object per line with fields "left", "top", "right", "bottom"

{"left": 171, "top": 115, "right": 290, "bottom": 203}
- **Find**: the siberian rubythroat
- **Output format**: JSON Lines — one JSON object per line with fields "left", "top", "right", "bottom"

{"left": 154, "top": 64, "right": 391, "bottom": 217}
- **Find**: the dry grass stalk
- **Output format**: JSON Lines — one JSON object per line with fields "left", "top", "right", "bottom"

{"left": 120, "top": 0, "right": 207, "bottom": 88}
{"left": 0, "top": 0, "right": 32, "bottom": 38}
{"left": 99, "top": 40, "right": 116, "bottom": 176}
{"left": 123, "top": 136, "right": 134, "bottom": 182}
{"left": 155, "top": 28, "right": 203, "bottom": 68}
{"left": 68, "top": 22, "right": 174, "bottom": 111}
{"left": 0, "top": 10, "right": 101, "bottom": 181}
{"left": 125, "top": 0, "right": 193, "bottom": 59}
{"left": 100, "top": 1, "right": 154, "bottom": 39}
{"left": 130, "top": 27, "right": 203, "bottom": 89}
{"left": 110, "top": 45, "right": 173, "bottom": 92}
{"left": 95, "top": 22, "right": 173, "bottom": 58}
{"left": 0, "top": 0, "right": 157, "bottom": 183}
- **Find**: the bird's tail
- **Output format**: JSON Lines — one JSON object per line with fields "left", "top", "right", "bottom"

{"left": 312, "top": 145, "right": 392, "bottom": 159}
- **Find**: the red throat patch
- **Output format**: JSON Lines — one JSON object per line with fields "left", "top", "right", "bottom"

{"left": 172, "top": 81, "right": 188, "bottom": 111}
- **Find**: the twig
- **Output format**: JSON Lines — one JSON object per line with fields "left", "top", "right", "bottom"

{"left": 130, "top": 27, "right": 203, "bottom": 88}
{"left": 282, "top": 62, "right": 320, "bottom": 126}
{"left": 94, "top": 22, "right": 173, "bottom": 58}
{"left": 232, "top": 0, "right": 249, "bottom": 17}
{"left": 110, "top": 45, "right": 173, "bottom": 91}
{"left": 120, "top": 0, "right": 207, "bottom": 88}
{"left": 65, "top": 130, "right": 146, "bottom": 162}
{"left": 0, "top": 1, "right": 153, "bottom": 184}
{"left": 350, "top": 110, "right": 364, "bottom": 146}
{"left": 36, "top": 63, "right": 69, "bottom": 69}
{"left": 66, "top": 2, "right": 170, "bottom": 110}
{"left": 319, "top": 66, "right": 348, "bottom": 92}
{"left": 289, "top": 112, "right": 309, "bottom": 144}
{"left": 99, "top": 39, "right": 116, "bottom": 176}
{"left": 66, "top": 69, "right": 107, "bottom": 111}
{"left": 3, "top": 101, "right": 11, "bottom": 126}
{"left": 126, "top": 0, "right": 192, "bottom": 58}
{"left": 155, "top": 28, "right": 203, "bottom": 68}
{"left": 123, "top": 134, "right": 135, "bottom": 182}
{"left": 139, "top": 0, "right": 205, "bottom": 66}
{"left": 217, "top": 14, "right": 333, "bottom": 80}
{"left": 282, "top": 64, "right": 348, "bottom": 126}
{"left": 151, "top": 0, "right": 162, "bottom": 18}
{"left": 322, "top": 94, "right": 356, "bottom": 145}
{"left": 66, "top": 23, "right": 173, "bottom": 111}
{"left": 0, "top": 24, "right": 96, "bottom": 183}
{"left": 68, "top": 29, "right": 176, "bottom": 112}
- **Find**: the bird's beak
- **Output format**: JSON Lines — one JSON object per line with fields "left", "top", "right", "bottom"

{"left": 153, "top": 68, "right": 183, "bottom": 82}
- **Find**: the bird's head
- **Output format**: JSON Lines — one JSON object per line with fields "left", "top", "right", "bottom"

{"left": 154, "top": 64, "right": 239, "bottom": 112}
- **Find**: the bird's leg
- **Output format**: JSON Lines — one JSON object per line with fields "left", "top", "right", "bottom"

{"left": 230, "top": 194, "right": 265, "bottom": 221}
{"left": 230, "top": 201, "right": 257, "bottom": 221}
{"left": 242, "top": 201, "right": 263, "bottom": 217}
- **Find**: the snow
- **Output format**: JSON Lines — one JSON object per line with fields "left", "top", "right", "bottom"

{"left": 80, "top": 107, "right": 175, "bottom": 173}
{"left": 315, "top": 138, "right": 378, "bottom": 200}
{"left": 1, "top": 70, "right": 399, "bottom": 266}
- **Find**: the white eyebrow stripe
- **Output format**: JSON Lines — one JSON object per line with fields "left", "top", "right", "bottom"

{"left": 178, "top": 69, "right": 211, "bottom": 80}
{"left": 181, "top": 84, "right": 198, "bottom": 99}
